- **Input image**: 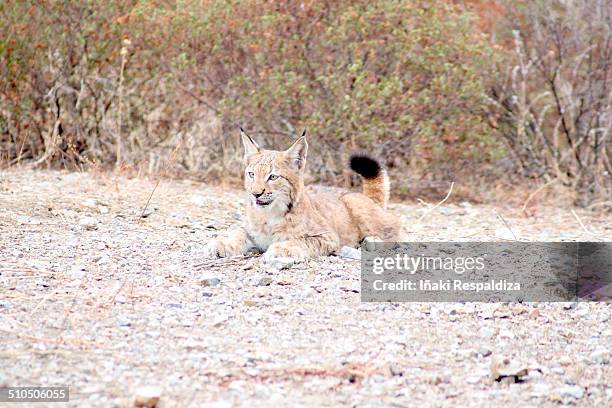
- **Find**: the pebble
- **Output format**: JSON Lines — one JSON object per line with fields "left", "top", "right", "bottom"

{"left": 563, "top": 376, "right": 577, "bottom": 385}
{"left": 190, "top": 195, "right": 207, "bottom": 205}
{"left": 264, "top": 256, "right": 296, "bottom": 270}
{"left": 338, "top": 246, "right": 361, "bottom": 260}
{"left": 531, "top": 383, "right": 550, "bottom": 397}
{"left": 479, "top": 311, "right": 494, "bottom": 319}
{"left": 490, "top": 355, "right": 531, "bottom": 381}
{"left": 300, "top": 288, "right": 316, "bottom": 298}
{"left": 589, "top": 349, "right": 609, "bottom": 365}
{"left": 478, "top": 327, "right": 495, "bottom": 338}
{"left": 201, "top": 277, "right": 221, "bottom": 287}
{"left": 133, "top": 385, "right": 161, "bottom": 407}
{"left": 561, "top": 302, "right": 576, "bottom": 310}
{"left": 553, "top": 385, "right": 584, "bottom": 400}
{"left": 389, "top": 363, "right": 404, "bottom": 377}
{"left": 550, "top": 366, "right": 565, "bottom": 374}
{"left": 79, "top": 216, "right": 98, "bottom": 230}
{"left": 438, "top": 206, "right": 452, "bottom": 215}
{"left": 256, "top": 277, "right": 273, "bottom": 286}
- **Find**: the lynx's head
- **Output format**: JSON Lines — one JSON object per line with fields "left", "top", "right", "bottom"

{"left": 240, "top": 129, "right": 308, "bottom": 212}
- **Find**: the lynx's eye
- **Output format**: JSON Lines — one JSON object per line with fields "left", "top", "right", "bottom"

{"left": 268, "top": 174, "right": 279, "bottom": 181}
{"left": 247, "top": 171, "right": 255, "bottom": 178}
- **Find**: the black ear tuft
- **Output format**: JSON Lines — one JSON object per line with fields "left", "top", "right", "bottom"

{"left": 349, "top": 153, "right": 381, "bottom": 179}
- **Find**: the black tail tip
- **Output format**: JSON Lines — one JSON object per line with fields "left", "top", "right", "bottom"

{"left": 349, "top": 153, "right": 381, "bottom": 179}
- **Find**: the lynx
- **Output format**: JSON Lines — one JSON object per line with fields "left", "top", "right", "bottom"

{"left": 203, "top": 129, "right": 400, "bottom": 262}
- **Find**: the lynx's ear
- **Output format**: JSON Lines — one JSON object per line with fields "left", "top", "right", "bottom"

{"left": 285, "top": 130, "right": 308, "bottom": 169}
{"left": 240, "top": 128, "right": 260, "bottom": 160}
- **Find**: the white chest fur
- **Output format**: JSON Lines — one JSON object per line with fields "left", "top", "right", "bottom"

{"left": 250, "top": 229, "right": 274, "bottom": 251}
{"left": 247, "top": 200, "right": 288, "bottom": 251}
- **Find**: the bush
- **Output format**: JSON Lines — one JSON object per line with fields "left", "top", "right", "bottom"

{"left": 488, "top": 0, "right": 611, "bottom": 205}
{"left": 163, "top": 0, "right": 503, "bottom": 190}
{"left": 1, "top": 1, "right": 501, "bottom": 197}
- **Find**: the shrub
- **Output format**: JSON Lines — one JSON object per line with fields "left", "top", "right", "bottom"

{"left": 488, "top": 0, "right": 611, "bottom": 205}
{"left": 162, "top": 0, "right": 503, "bottom": 189}
{"left": 1, "top": 1, "right": 501, "bottom": 197}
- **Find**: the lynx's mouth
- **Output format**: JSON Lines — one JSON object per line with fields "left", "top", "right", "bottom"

{"left": 256, "top": 198, "right": 273, "bottom": 206}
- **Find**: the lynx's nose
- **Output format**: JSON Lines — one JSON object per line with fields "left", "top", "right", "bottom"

{"left": 252, "top": 190, "right": 264, "bottom": 198}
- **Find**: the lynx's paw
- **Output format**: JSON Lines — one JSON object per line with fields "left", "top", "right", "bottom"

{"left": 202, "top": 238, "right": 241, "bottom": 259}
{"left": 362, "top": 235, "right": 383, "bottom": 251}
{"left": 262, "top": 242, "right": 307, "bottom": 264}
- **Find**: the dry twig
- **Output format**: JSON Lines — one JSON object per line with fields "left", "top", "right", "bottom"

{"left": 417, "top": 182, "right": 454, "bottom": 224}
{"left": 521, "top": 179, "right": 558, "bottom": 215}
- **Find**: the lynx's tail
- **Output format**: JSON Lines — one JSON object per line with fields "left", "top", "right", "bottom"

{"left": 349, "top": 152, "right": 390, "bottom": 209}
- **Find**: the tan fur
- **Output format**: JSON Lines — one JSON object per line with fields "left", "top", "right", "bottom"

{"left": 362, "top": 169, "right": 390, "bottom": 209}
{"left": 203, "top": 131, "right": 400, "bottom": 260}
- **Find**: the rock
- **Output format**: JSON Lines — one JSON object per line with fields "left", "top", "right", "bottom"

{"left": 256, "top": 277, "right": 273, "bottom": 287}
{"left": 82, "top": 198, "right": 98, "bottom": 208}
{"left": 478, "top": 347, "right": 492, "bottom": 357}
{"left": 563, "top": 376, "right": 577, "bottom": 385}
{"left": 550, "top": 366, "right": 565, "bottom": 374}
{"left": 589, "top": 349, "right": 609, "bottom": 365}
{"left": 243, "top": 300, "right": 259, "bottom": 307}
{"left": 478, "top": 327, "right": 495, "bottom": 339}
{"left": 490, "top": 355, "right": 539, "bottom": 382}
{"left": 133, "top": 385, "right": 161, "bottom": 407}
{"left": 494, "top": 310, "right": 511, "bottom": 318}
{"left": 190, "top": 195, "right": 207, "bottom": 206}
{"left": 479, "top": 310, "right": 494, "bottom": 319}
{"left": 561, "top": 302, "right": 576, "bottom": 310}
{"left": 300, "top": 288, "right": 316, "bottom": 298}
{"left": 264, "top": 256, "right": 295, "bottom": 270}
{"left": 276, "top": 279, "right": 292, "bottom": 286}
{"left": 338, "top": 246, "right": 361, "bottom": 260}
{"left": 83, "top": 198, "right": 109, "bottom": 214}
{"left": 202, "top": 292, "right": 213, "bottom": 298}
{"left": 553, "top": 385, "right": 584, "bottom": 400}
{"left": 438, "top": 206, "right": 452, "bottom": 215}
{"left": 529, "top": 308, "right": 540, "bottom": 319}
{"left": 212, "top": 315, "right": 229, "bottom": 327}
{"left": 389, "top": 363, "right": 404, "bottom": 377}
{"left": 531, "top": 383, "right": 551, "bottom": 397}
{"left": 201, "top": 277, "right": 221, "bottom": 287}
{"left": 79, "top": 216, "right": 98, "bottom": 230}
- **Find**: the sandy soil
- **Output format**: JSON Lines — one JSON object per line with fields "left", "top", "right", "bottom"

{"left": 0, "top": 169, "right": 610, "bottom": 407}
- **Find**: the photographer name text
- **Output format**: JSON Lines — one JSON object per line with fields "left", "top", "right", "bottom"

{"left": 372, "top": 279, "right": 521, "bottom": 292}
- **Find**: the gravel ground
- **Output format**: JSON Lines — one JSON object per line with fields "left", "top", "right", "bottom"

{"left": 0, "top": 169, "right": 610, "bottom": 407}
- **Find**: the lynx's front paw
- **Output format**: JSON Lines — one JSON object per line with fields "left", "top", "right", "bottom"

{"left": 202, "top": 238, "right": 241, "bottom": 259}
{"left": 263, "top": 242, "right": 307, "bottom": 264}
